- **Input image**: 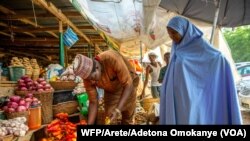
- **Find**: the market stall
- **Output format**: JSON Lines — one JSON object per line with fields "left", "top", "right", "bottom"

{"left": 1, "top": 0, "right": 250, "bottom": 140}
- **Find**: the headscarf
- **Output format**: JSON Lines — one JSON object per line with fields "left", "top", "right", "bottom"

{"left": 160, "top": 16, "right": 242, "bottom": 125}
{"left": 167, "top": 16, "right": 203, "bottom": 49}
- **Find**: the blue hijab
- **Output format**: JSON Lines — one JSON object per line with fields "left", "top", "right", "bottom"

{"left": 160, "top": 16, "right": 242, "bottom": 125}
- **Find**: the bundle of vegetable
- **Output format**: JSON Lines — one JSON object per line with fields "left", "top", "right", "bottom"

{"left": 30, "top": 59, "right": 40, "bottom": 75}
{"left": 10, "top": 57, "right": 23, "bottom": 67}
{"left": 46, "top": 113, "right": 77, "bottom": 141}
{"left": 17, "top": 76, "right": 53, "bottom": 92}
{"left": 22, "top": 57, "right": 33, "bottom": 76}
{"left": 0, "top": 117, "right": 29, "bottom": 137}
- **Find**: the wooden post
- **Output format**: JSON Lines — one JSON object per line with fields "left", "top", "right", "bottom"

{"left": 94, "top": 44, "right": 98, "bottom": 56}
{"left": 88, "top": 44, "right": 92, "bottom": 58}
{"left": 59, "top": 21, "right": 65, "bottom": 67}
{"left": 210, "top": 0, "right": 221, "bottom": 45}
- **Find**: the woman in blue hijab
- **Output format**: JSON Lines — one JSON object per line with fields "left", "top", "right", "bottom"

{"left": 160, "top": 16, "right": 242, "bottom": 125}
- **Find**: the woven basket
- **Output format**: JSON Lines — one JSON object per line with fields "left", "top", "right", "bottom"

{"left": 5, "top": 110, "right": 29, "bottom": 125}
{"left": 49, "top": 81, "right": 77, "bottom": 91}
{"left": 52, "top": 101, "right": 78, "bottom": 117}
{"left": 141, "top": 98, "right": 160, "bottom": 112}
{"left": 0, "top": 134, "right": 14, "bottom": 141}
{"left": 15, "top": 90, "right": 35, "bottom": 97}
{"left": 34, "top": 90, "right": 54, "bottom": 124}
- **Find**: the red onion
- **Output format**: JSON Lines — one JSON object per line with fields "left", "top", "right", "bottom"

{"left": 2, "top": 106, "right": 8, "bottom": 112}
{"left": 19, "top": 83, "right": 26, "bottom": 88}
{"left": 8, "top": 108, "right": 15, "bottom": 113}
{"left": 21, "top": 75, "right": 29, "bottom": 80}
{"left": 10, "top": 96, "right": 21, "bottom": 102}
{"left": 25, "top": 78, "right": 32, "bottom": 83}
{"left": 31, "top": 101, "right": 39, "bottom": 107}
{"left": 37, "top": 78, "right": 45, "bottom": 83}
{"left": 37, "top": 84, "right": 43, "bottom": 89}
{"left": 32, "top": 97, "right": 39, "bottom": 102}
{"left": 28, "top": 86, "right": 33, "bottom": 91}
{"left": 17, "top": 106, "right": 27, "bottom": 112}
{"left": 26, "top": 93, "right": 33, "bottom": 98}
{"left": 24, "top": 102, "right": 31, "bottom": 109}
{"left": 45, "top": 84, "right": 51, "bottom": 89}
{"left": 37, "top": 88, "right": 44, "bottom": 92}
{"left": 20, "top": 87, "right": 28, "bottom": 91}
{"left": 18, "top": 79, "right": 24, "bottom": 83}
{"left": 27, "top": 82, "right": 33, "bottom": 86}
{"left": 9, "top": 102, "right": 18, "bottom": 109}
{"left": 40, "top": 81, "right": 47, "bottom": 86}
{"left": 25, "top": 97, "right": 33, "bottom": 102}
{"left": 19, "top": 99, "right": 26, "bottom": 106}
{"left": 44, "top": 88, "right": 50, "bottom": 91}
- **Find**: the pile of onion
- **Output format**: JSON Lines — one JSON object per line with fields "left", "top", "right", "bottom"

{"left": 17, "top": 76, "right": 53, "bottom": 92}
{"left": 2, "top": 94, "right": 41, "bottom": 113}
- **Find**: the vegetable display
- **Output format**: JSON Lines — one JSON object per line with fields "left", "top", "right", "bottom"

{"left": 2, "top": 94, "right": 41, "bottom": 113}
{"left": 17, "top": 76, "right": 53, "bottom": 92}
{"left": 0, "top": 117, "right": 29, "bottom": 137}
{"left": 46, "top": 113, "right": 78, "bottom": 141}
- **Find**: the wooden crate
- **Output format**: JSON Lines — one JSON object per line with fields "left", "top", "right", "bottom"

{"left": 0, "top": 81, "right": 17, "bottom": 97}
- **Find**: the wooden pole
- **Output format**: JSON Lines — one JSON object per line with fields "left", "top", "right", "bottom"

{"left": 59, "top": 21, "right": 65, "bottom": 67}
{"left": 210, "top": 0, "right": 221, "bottom": 45}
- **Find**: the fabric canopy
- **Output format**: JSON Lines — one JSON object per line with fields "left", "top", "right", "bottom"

{"left": 160, "top": 0, "right": 250, "bottom": 27}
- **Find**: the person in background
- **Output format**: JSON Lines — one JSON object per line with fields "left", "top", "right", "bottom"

{"left": 160, "top": 16, "right": 242, "bottom": 125}
{"left": 141, "top": 52, "right": 161, "bottom": 99}
{"left": 158, "top": 52, "right": 170, "bottom": 83}
{"left": 61, "top": 50, "right": 139, "bottom": 125}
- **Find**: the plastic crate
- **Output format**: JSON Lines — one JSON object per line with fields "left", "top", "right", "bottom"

{"left": 8, "top": 66, "right": 25, "bottom": 81}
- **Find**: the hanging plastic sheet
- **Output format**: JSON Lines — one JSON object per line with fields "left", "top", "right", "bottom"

{"left": 70, "top": 0, "right": 164, "bottom": 49}
{"left": 63, "top": 27, "right": 79, "bottom": 48}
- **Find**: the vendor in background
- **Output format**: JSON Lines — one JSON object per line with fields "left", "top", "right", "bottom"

{"left": 141, "top": 52, "right": 161, "bottom": 99}
{"left": 158, "top": 52, "right": 170, "bottom": 83}
{"left": 62, "top": 50, "right": 139, "bottom": 125}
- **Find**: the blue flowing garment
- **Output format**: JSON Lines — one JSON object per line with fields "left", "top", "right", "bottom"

{"left": 160, "top": 16, "right": 242, "bottom": 125}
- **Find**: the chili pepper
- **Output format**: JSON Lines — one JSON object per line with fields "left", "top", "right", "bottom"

{"left": 47, "top": 124, "right": 61, "bottom": 132}
{"left": 47, "top": 119, "right": 60, "bottom": 128}
{"left": 52, "top": 130, "right": 61, "bottom": 136}
{"left": 55, "top": 134, "right": 63, "bottom": 140}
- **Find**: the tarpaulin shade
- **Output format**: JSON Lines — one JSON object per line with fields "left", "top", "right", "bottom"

{"left": 160, "top": 0, "right": 250, "bottom": 27}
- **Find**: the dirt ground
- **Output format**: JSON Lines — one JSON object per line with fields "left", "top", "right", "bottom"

{"left": 138, "top": 81, "right": 250, "bottom": 124}
{"left": 241, "top": 110, "right": 250, "bottom": 124}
